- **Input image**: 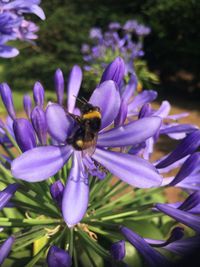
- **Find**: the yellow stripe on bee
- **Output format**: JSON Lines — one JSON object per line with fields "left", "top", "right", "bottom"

{"left": 82, "top": 111, "right": 101, "bottom": 119}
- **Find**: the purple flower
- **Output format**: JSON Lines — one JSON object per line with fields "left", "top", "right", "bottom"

{"left": 145, "top": 227, "right": 184, "bottom": 248}
{"left": 89, "top": 27, "right": 102, "bottom": 40}
{"left": 13, "top": 118, "right": 37, "bottom": 152}
{"left": 0, "top": 236, "right": 15, "bottom": 265}
{"left": 23, "top": 94, "right": 32, "bottom": 119}
{"left": 50, "top": 180, "right": 64, "bottom": 209}
{"left": 0, "top": 183, "right": 19, "bottom": 210}
{"left": 123, "top": 20, "right": 138, "bottom": 32}
{"left": 110, "top": 240, "right": 125, "bottom": 261}
{"left": 144, "top": 228, "right": 200, "bottom": 261}
{"left": 156, "top": 130, "right": 200, "bottom": 168}
{"left": 11, "top": 65, "right": 162, "bottom": 226}
{"left": 0, "top": 116, "right": 14, "bottom": 148}
{"left": 54, "top": 68, "right": 64, "bottom": 105}
{"left": 169, "top": 152, "right": 200, "bottom": 186}
{"left": 33, "top": 81, "right": 45, "bottom": 107}
{"left": 100, "top": 56, "right": 125, "bottom": 88}
{"left": 31, "top": 106, "right": 47, "bottom": 145}
{"left": 163, "top": 235, "right": 200, "bottom": 256}
{"left": 0, "top": 0, "right": 45, "bottom": 58}
{"left": 155, "top": 203, "right": 200, "bottom": 233}
{"left": 82, "top": 19, "right": 151, "bottom": 76}
{"left": 47, "top": 245, "right": 72, "bottom": 267}
{"left": 120, "top": 226, "right": 170, "bottom": 267}
{"left": 0, "top": 83, "right": 16, "bottom": 120}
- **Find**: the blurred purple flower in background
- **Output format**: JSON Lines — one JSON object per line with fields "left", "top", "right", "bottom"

{"left": 0, "top": 0, "right": 45, "bottom": 58}
{"left": 82, "top": 19, "right": 151, "bottom": 78}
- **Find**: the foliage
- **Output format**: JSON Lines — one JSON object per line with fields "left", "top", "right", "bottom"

{"left": 0, "top": 0, "right": 199, "bottom": 94}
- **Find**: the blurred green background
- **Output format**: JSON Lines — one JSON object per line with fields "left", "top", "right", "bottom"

{"left": 0, "top": 0, "right": 199, "bottom": 100}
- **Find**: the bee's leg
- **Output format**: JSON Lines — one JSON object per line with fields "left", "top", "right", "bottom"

{"left": 66, "top": 111, "right": 82, "bottom": 124}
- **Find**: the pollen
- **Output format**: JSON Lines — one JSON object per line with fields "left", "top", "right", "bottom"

{"left": 76, "top": 140, "right": 84, "bottom": 147}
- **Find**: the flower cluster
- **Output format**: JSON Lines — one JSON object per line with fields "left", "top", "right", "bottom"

{"left": 82, "top": 20, "right": 158, "bottom": 87}
{"left": 0, "top": 57, "right": 200, "bottom": 266}
{"left": 0, "top": 0, "right": 45, "bottom": 58}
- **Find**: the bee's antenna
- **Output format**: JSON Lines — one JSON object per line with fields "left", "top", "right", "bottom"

{"left": 81, "top": 97, "right": 89, "bottom": 103}
{"left": 73, "top": 95, "right": 86, "bottom": 104}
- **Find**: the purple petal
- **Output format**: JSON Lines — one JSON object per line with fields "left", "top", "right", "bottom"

{"left": 175, "top": 173, "right": 200, "bottom": 191}
{"left": 120, "top": 226, "right": 169, "bottom": 267}
{"left": 110, "top": 240, "right": 125, "bottom": 261}
{"left": 145, "top": 227, "right": 184, "bottom": 247}
{"left": 89, "top": 80, "right": 120, "bottom": 129}
{"left": 54, "top": 69, "right": 64, "bottom": 105}
{"left": 67, "top": 65, "right": 82, "bottom": 113}
{"left": 128, "top": 90, "right": 157, "bottom": 114}
{"left": 100, "top": 57, "right": 125, "bottom": 88}
{"left": 138, "top": 103, "right": 152, "bottom": 118}
{"left": 178, "top": 191, "right": 200, "bottom": 211}
{"left": 50, "top": 180, "right": 64, "bottom": 209}
{"left": 0, "top": 236, "right": 15, "bottom": 265}
{"left": 33, "top": 81, "right": 45, "bottom": 107}
{"left": 115, "top": 74, "right": 138, "bottom": 126}
{"left": 98, "top": 116, "right": 161, "bottom": 147}
{"left": 23, "top": 94, "right": 32, "bottom": 119}
{"left": 0, "top": 184, "right": 19, "bottom": 210}
{"left": 164, "top": 235, "right": 200, "bottom": 256}
{"left": 0, "top": 45, "right": 19, "bottom": 58}
{"left": 153, "top": 101, "right": 171, "bottom": 118}
{"left": 13, "top": 118, "right": 37, "bottom": 152}
{"left": 155, "top": 203, "right": 200, "bottom": 232}
{"left": 47, "top": 246, "right": 72, "bottom": 267}
{"left": 169, "top": 152, "right": 200, "bottom": 186}
{"left": 155, "top": 155, "right": 189, "bottom": 174}
{"left": 46, "top": 104, "right": 74, "bottom": 143}
{"left": 167, "top": 113, "right": 189, "bottom": 120}
{"left": 11, "top": 146, "right": 73, "bottom": 182}
{"left": 31, "top": 106, "right": 47, "bottom": 145}
{"left": 62, "top": 153, "right": 89, "bottom": 227}
{"left": 92, "top": 148, "right": 162, "bottom": 188}
{"left": 0, "top": 83, "right": 16, "bottom": 119}
{"left": 160, "top": 124, "right": 198, "bottom": 136}
{"left": 29, "top": 4, "right": 46, "bottom": 20}
{"left": 156, "top": 130, "right": 200, "bottom": 168}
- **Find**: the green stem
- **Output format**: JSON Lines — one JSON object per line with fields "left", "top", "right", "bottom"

{"left": 69, "top": 228, "right": 74, "bottom": 256}
{"left": 78, "top": 228, "right": 110, "bottom": 259}
{"left": 89, "top": 173, "right": 112, "bottom": 202}
{"left": 0, "top": 217, "right": 62, "bottom": 227}
{"left": 73, "top": 245, "right": 79, "bottom": 267}
{"left": 3, "top": 127, "right": 22, "bottom": 154}
{"left": 0, "top": 164, "right": 13, "bottom": 178}
{"left": 1, "top": 143, "right": 15, "bottom": 159}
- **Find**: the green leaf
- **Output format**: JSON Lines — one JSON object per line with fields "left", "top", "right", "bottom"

{"left": 124, "top": 242, "right": 142, "bottom": 267}
{"left": 123, "top": 220, "right": 164, "bottom": 240}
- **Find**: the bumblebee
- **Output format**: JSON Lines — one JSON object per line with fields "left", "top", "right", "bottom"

{"left": 67, "top": 100, "right": 101, "bottom": 154}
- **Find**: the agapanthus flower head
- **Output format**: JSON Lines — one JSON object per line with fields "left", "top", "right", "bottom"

{"left": 0, "top": 0, "right": 45, "bottom": 58}
{"left": 11, "top": 60, "right": 163, "bottom": 227}
{"left": 0, "top": 57, "right": 200, "bottom": 266}
{"left": 82, "top": 19, "right": 153, "bottom": 83}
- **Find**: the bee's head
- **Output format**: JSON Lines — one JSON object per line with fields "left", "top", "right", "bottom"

{"left": 81, "top": 103, "right": 100, "bottom": 114}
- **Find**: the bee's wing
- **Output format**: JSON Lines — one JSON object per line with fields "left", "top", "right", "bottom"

{"left": 82, "top": 134, "right": 98, "bottom": 157}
